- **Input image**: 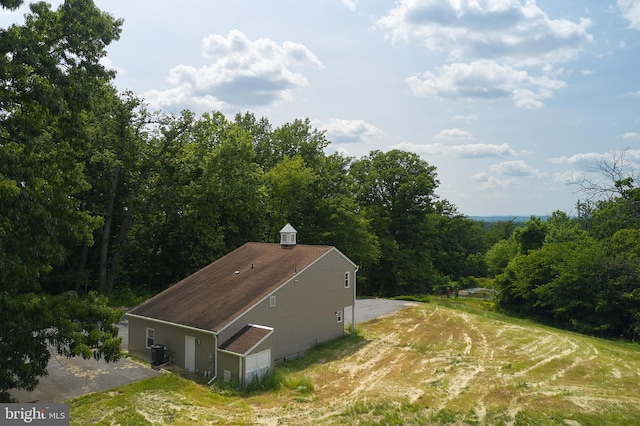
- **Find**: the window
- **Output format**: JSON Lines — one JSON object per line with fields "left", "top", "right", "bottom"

{"left": 270, "top": 295, "right": 276, "bottom": 308}
{"left": 224, "top": 370, "right": 231, "bottom": 383}
{"left": 345, "top": 271, "right": 350, "bottom": 288}
{"left": 336, "top": 310, "right": 343, "bottom": 323}
{"left": 146, "top": 327, "right": 155, "bottom": 348}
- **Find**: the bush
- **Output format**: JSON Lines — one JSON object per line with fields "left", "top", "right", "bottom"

{"left": 243, "top": 371, "right": 314, "bottom": 395}
{"left": 109, "top": 286, "right": 153, "bottom": 307}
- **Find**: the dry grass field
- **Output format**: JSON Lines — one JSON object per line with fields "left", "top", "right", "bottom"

{"left": 70, "top": 300, "right": 640, "bottom": 425}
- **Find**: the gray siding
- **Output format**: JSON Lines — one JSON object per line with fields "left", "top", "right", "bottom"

{"left": 220, "top": 248, "right": 356, "bottom": 361}
{"left": 128, "top": 316, "right": 217, "bottom": 375}
{"left": 129, "top": 246, "right": 355, "bottom": 382}
{"left": 218, "top": 351, "right": 241, "bottom": 384}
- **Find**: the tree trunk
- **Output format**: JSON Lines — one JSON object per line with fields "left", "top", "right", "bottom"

{"left": 103, "top": 209, "right": 132, "bottom": 295}
{"left": 75, "top": 244, "right": 89, "bottom": 291}
{"left": 100, "top": 164, "right": 121, "bottom": 294}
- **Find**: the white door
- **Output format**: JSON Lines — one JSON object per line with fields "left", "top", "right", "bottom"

{"left": 185, "top": 335, "right": 196, "bottom": 371}
{"left": 245, "top": 349, "right": 271, "bottom": 384}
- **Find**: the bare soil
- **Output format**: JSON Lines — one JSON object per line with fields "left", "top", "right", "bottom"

{"left": 249, "top": 303, "right": 640, "bottom": 425}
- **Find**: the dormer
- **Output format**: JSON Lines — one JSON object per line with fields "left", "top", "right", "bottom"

{"left": 280, "top": 223, "right": 297, "bottom": 248}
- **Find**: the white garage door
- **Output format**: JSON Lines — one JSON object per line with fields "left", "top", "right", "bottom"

{"left": 245, "top": 349, "right": 271, "bottom": 384}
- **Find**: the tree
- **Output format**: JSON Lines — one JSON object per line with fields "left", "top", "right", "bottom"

{"left": 589, "top": 187, "right": 640, "bottom": 239}
{"left": 191, "top": 113, "right": 266, "bottom": 253}
{"left": 351, "top": 150, "right": 440, "bottom": 296}
{"left": 293, "top": 152, "right": 381, "bottom": 272}
{"left": 571, "top": 148, "right": 640, "bottom": 238}
{"left": 513, "top": 216, "right": 547, "bottom": 254}
{"left": 262, "top": 155, "right": 318, "bottom": 237}
{"left": 544, "top": 210, "right": 587, "bottom": 244}
{"left": 485, "top": 239, "right": 519, "bottom": 277}
{"left": 570, "top": 148, "right": 637, "bottom": 201}
{"left": 118, "top": 112, "right": 267, "bottom": 292}
{"left": 494, "top": 232, "right": 640, "bottom": 338}
{"left": 428, "top": 209, "right": 485, "bottom": 281}
{"left": 0, "top": 0, "right": 123, "bottom": 400}
{"left": 481, "top": 219, "right": 519, "bottom": 249}
{"left": 601, "top": 229, "right": 640, "bottom": 337}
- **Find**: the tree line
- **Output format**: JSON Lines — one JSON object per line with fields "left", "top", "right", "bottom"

{"left": 3, "top": 0, "right": 640, "bottom": 400}
{"left": 487, "top": 167, "right": 640, "bottom": 340}
{"left": 0, "top": 0, "right": 488, "bottom": 399}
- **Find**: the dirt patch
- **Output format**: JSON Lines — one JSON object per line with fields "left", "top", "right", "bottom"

{"left": 263, "top": 303, "right": 640, "bottom": 424}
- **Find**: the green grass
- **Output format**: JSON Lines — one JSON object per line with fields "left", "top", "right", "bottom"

{"left": 69, "top": 301, "right": 640, "bottom": 425}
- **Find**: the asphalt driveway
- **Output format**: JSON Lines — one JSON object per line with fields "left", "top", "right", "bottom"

{"left": 9, "top": 315, "right": 162, "bottom": 403}
{"left": 346, "top": 298, "right": 417, "bottom": 326}
{"left": 10, "top": 298, "right": 416, "bottom": 403}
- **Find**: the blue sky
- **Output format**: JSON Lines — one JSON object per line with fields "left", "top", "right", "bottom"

{"left": 3, "top": 0, "right": 640, "bottom": 216}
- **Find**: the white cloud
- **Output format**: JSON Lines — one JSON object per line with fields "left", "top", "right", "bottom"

{"left": 623, "top": 132, "right": 640, "bottom": 140}
{"left": 624, "top": 90, "right": 640, "bottom": 98}
{"left": 452, "top": 114, "right": 478, "bottom": 123}
{"left": 472, "top": 173, "right": 517, "bottom": 190}
{"left": 99, "top": 57, "right": 125, "bottom": 75}
{"left": 618, "top": 0, "right": 640, "bottom": 30}
{"left": 313, "top": 118, "right": 385, "bottom": 144}
{"left": 550, "top": 150, "right": 640, "bottom": 175}
{"left": 144, "top": 30, "right": 323, "bottom": 111}
{"left": 550, "top": 152, "right": 608, "bottom": 165}
{"left": 339, "top": 0, "right": 358, "bottom": 12}
{"left": 581, "top": 69, "right": 594, "bottom": 76}
{"left": 472, "top": 172, "right": 489, "bottom": 183}
{"left": 489, "top": 160, "right": 540, "bottom": 177}
{"left": 435, "top": 128, "right": 474, "bottom": 140}
{"left": 378, "top": 1, "right": 590, "bottom": 109}
{"left": 377, "top": 0, "right": 592, "bottom": 66}
{"left": 406, "top": 60, "right": 566, "bottom": 108}
{"left": 393, "top": 142, "right": 521, "bottom": 158}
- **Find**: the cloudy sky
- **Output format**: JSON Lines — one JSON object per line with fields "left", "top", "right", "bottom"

{"left": 4, "top": 0, "right": 640, "bottom": 216}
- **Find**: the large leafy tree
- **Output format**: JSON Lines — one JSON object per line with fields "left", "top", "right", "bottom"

{"left": 0, "top": 0, "right": 123, "bottom": 400}
{"left": 236, "top": 112, "right": 380, "bottom": 270}
{"left": 120, "top": 112, "right": 267, "bottom": 291}
{"left": 428, "top": 203, "right": 486, "bottom": 283}
{"left": 351, "top": 150, "right": 440, "bottom": 296}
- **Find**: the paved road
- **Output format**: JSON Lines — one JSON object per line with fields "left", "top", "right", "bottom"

{"left": 346, "top": 298, "right": 418, "bottom": 326}
{"left": 10, "top": 298, "right": 415, "bottom": 403}
{"left": 10, "top": 315, "right": 162, "bottom": 403}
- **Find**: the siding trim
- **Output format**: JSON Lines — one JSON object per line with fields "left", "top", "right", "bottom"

{"left": 127, "top": 313, "right": 218, "bottom": 337}
{"left": 218, "top": 347, "right": 242, "bottom": 357}
{"left": 242, "top": 325, "right": 274, "bottom": 357}
{"left": 219, "top": 247, "right": 357, "bottom": 336}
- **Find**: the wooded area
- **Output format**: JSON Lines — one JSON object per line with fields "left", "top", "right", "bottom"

{"left": 2, "top": 0, "right": 640, "bottom": 400}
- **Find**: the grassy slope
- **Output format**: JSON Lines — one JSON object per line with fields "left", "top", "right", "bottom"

{"left": 70, "top": 300, "right": 640, "bottom": 425}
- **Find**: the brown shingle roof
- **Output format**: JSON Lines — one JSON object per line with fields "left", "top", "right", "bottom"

{"left": 219, "top": 325, "right": 273, "bottom": 355}
{"left": 128, "top": 243, "right": 332, "bottom": 332}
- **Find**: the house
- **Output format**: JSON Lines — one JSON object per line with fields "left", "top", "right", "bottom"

{"left": 127, "top": 224, "right": 358, "bottom": 387}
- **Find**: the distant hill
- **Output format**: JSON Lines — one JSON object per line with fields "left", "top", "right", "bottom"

{"left": 468, "top": 215, "right": 548, "bottom": 222}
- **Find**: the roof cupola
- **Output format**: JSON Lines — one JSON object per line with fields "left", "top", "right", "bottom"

{"left": 279, "top": 223, "right": 297, "bottom": 247}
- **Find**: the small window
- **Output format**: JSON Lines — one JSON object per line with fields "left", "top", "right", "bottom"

{"left": 270, "top": 295, "right": 276, "bottom": 308}
{"left": 336, "top": 310, "right": 343, "bottom": 323}
{"left": 224, "top": 370, "right": 231, "bottom": 383}
{"left": 345, "top": 271, "right": 350, "bottom": 288}
{"left": 146, "top": 327, "right": 155, "bottom": 348}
